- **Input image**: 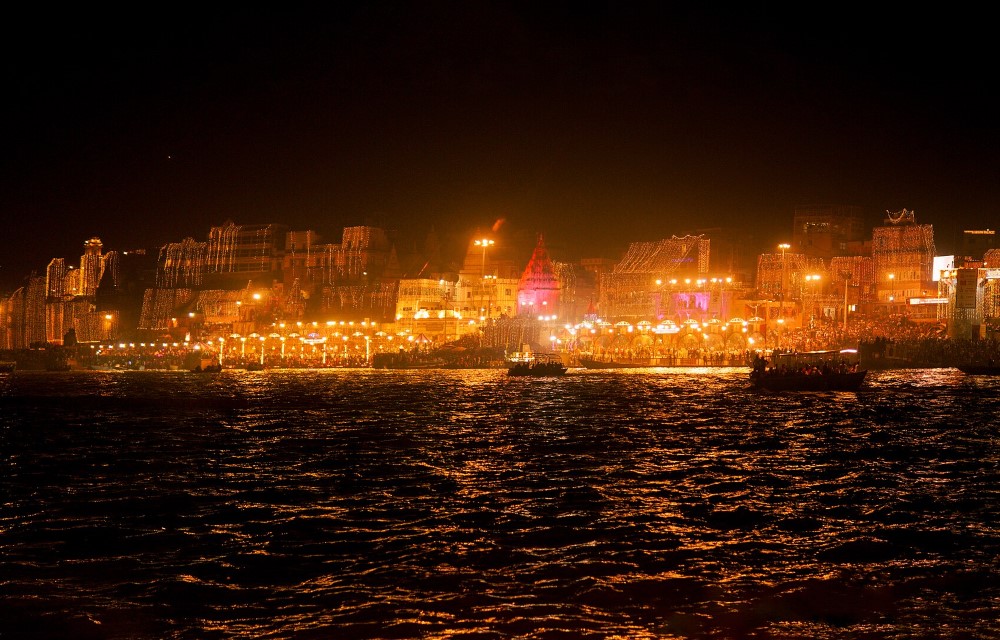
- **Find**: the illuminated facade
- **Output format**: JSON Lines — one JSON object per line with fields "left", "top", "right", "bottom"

{"left": 517, "top": 235, "right": 561, "bottom": 318}
{"left": 4, "top": 288, "right": 25, "bottom": 350}
{"left": 793, "top": 204, "right": 866, "bottom": 259}
{"left": 80, "top": 237, "right": 104, "bottom": 297}
{"left": 756, "top": 252, "right": 827, "bottom": 301}
{"left": 872, "top": 209, "right": 936, "bottom": 306}
{"left": 138, "top": 288, "right": 195, "bottom": 331}
{"left": 24, "top": 276, "right": 47, "bottom": 347}
{"left": 829, "top": 255, "right": 876, "bottom": 303}
{"left": 46, "top": 259, "right": 67, "bottom": 299}
{"left": 157, "top": 238, "right": 207, "bottom": 288}
{"left": 394, "top": 278, "right": 468, "bottom": 341}
{"left": 959, "top": 229, "right": 996, "bottom": 260}
{"left": 205, "top": 222, "right": 288, "bottom": 285}
{"left": 600, "top": 235, "right": 710, "bottom": 320}
{"left": 984, "top": 249, "right": 1000, "bottom": 331}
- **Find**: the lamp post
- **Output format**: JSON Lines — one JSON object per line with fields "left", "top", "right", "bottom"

{"left": 888, "top": 272, "right": 896, "bottom": 312}
{"left": 777, "top": 243, "right": 790, "bottom": 334}
{"left": 474, "top": 238, "right": 494, "bottom": 324}
{"left": 778, "top": 243, "right": 790, "bottom": 303}
{"left": 474, "top": 238, "right": 494, "bottom": 277}
{"left": 841, "top": 272, "right": 851, "bottom": 331}
{"left": 803, "top": 274, "right": 821, "bottom": 328}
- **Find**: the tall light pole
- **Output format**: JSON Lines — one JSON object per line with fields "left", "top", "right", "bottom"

{"left": 804, "top": 274, "right": 820, "bottom": 328}
{"left": 474, "top": 238, "right": 494, "bottom": 323}
{"left": 888, "top": 272, "right": 896, "bottom": 312}
{"left": 474, "top": 238, "right": 494, "bottom": 278}
{"left": 842, "top": 272, "right": 851, "bottom": 331}
{"left": 778, "top": 243, "right": 790, "bottom": 322}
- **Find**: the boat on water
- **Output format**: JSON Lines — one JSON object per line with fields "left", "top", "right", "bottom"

{"left": 0, "top": 361, "right": 15, "bottom": 373}
{"left": 750, "top": 349, "right": 867, "bottom": 391}
{"left": 191, "top": 363, "right": 223, "bottom": 373}
{"left": 507, "top": 353, "right": 568, "bottom": 377}
{"left": 956, "top": 363, "right": 1000, "bottom": 375}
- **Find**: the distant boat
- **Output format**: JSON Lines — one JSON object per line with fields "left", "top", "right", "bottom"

{"left": 507, "top": 354, "right": 567, "bottom": 377}
{"left": 0, "top": 361, "right": 15, "bottom": 373}
{"left": 245, "top": 362, "right": 265, "bottom": 371}
{"left": 191, "top": 363, "right": 223, "bottom": 373}
{"left": 956, "top": 364, "right": 1000, "bottom": 375}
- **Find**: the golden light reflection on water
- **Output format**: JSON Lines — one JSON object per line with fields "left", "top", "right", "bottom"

{"left": 0, "top": 368, "right": 998, "bottom": 638}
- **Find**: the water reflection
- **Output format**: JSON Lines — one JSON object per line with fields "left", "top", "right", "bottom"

{"left": 0, "top": 368, "right": 997, "bottom": 638}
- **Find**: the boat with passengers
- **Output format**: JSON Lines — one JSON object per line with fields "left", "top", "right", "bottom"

{"left": 507, "top": 353, "right": 568, "bottom": 377}
{"left": 750, "top": 349, "right": 867, "bottom": 391}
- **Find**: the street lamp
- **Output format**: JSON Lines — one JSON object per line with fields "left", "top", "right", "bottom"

{"left": 474, "top": 238, "right": 494, "bottom": 325}
{"left": 474, "top": 238, "right": 494, "bottom": 277}
{"left": 841, "top": 271, "right": 852, "bottom": 331}
{"left": 778, "top": 243, "right": 790, "bottom": 302}
{"left": 804, "top": 274, "right": 821, "bottom": 328}
{"left": 888, "top": 272, "right": 896, "bottom": 310}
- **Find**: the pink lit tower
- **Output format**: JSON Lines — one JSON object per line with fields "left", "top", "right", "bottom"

{"left": 517, "top": 234, "right": 561, "bottom": 318}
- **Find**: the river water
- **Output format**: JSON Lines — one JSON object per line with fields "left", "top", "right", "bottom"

{"left": 1, "top": 368, "right": 997, "bottom": 639}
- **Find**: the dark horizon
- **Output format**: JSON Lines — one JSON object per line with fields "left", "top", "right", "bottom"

{"left": 3, "top": 4, "right": 997, "bottom": 288}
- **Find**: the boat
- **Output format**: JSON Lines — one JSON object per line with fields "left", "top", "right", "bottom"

{"left": 245, "top": 362, "right": 265, "bottom": 371}
{"left": 0, "top": 361, "right": 15, "bottom": 373}
{"left": 191, "top": 359, "right": 223, "bottom": 373}
{"left": 750, "top": 349, "right": 867, "bottom": 391}
{"left": 956, "top": 364, "right": 1000, "bottom": 375}
{"left": 507, "top": 353, "right": 568, "bottom": 377}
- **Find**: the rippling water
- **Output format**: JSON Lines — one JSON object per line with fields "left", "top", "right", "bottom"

{"left": 1, "top": 368, "right": 997, "bottom": 639}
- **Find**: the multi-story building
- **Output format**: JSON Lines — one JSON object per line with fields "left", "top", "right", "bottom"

{"left": 157, "top": 238, "right": 207, "bottom": 288}
{"left": 204, "top": 222, "right": 289, "bottom": 287}
{"left": 959, "top": 229, "right": 996, "bottom": 260}
{"left": 599, "top": 235, "right": 710, "bottom": 321}
{"left": 792, "top": 204, "right": 866, "bottom": 260}
{"left": 871, "top": 209, "right": 936, "bottom": 308}
{"left": 517, "top": 235, "right": 561, "bottom": 318}
{"left": 80, "top": 237, "right": 104, "bottom": 297}
{"left": 394, "top": 277, "right": 464, "bottom": 342}
{"left": 46, "top": 258, "right": 67, "bottom": 299}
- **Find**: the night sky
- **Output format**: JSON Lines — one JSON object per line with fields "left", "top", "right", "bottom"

{"left": 2, "top": 4, "right": 997, "bottom": 288}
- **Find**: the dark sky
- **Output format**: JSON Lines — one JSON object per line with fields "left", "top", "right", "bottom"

{"left": 2, "top": 3, "right": 997, "bottom": 288}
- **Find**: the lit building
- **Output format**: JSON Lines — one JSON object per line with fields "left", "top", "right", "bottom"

{"left": 959, "top": 229, "right": 996, "bottom": 260}
{"left": 204, "top": 222, "right": 288, "bottom": 286}
{"left": 600, "top": 235, "right": 711, "bottom": 321}
{"left": 80, "top": 237, "right": 104, "bottom": 297}
{"left": 828, "top": 255, "right": 876, "bottom": 315}
{"left": 792, "top": 204, "right": 866, "bottom": 260}
{"left": 24, "top": 276, "right": 47, "bottom": 347}
{"left": 311, "top": 226, "right": 399, "bottom": 322}
{"left": 455, "top": 234, "right": 521, "bottom": 322}
{"left": 46, "top": 259, "right": 67, "bottom": 299}
{"left": 872, "top": 209, "right": 936, "bottom": 307}
{"left": 157, "top": 237, "right": 207, "bottom": 288}
{"left": 0, "top": 297, "right": 8, "bottom": 350}
{"left": 64, "top": 267, "right": 83, "bottom": 297}
{"left": 517, "top": 235, "right": 561, "bottom": 318}
{"left": 4, "top": 288, "right": 26, "bottom": 349}
{"left": 552, "top": 261, "right": 597, "bottom": 324}
{"left": 394, "top": 277, "right": 466, "bottom": 342}
{"left": 45, "top": 300, "right": 65, "bottom": 344}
